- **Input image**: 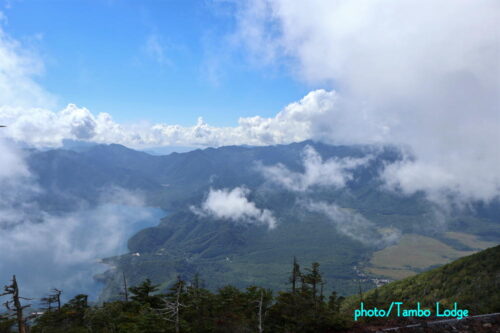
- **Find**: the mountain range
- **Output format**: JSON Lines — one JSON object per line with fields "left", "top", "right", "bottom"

{"left": 24, "top": 141, "right": 500, "bottom": 300}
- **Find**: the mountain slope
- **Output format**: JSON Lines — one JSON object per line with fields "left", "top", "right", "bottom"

{"left": 345, "top": 244, "right": 500, "bottom": 314}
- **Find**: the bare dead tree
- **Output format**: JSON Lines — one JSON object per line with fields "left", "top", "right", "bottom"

{"left": 251, "top": 287, "right": 271, "bottom": 333}
{"left": 122, "top": 272, "right": 129, "bottom": 302}
{"left": 257, "top": 289, "right": 264, "bottom": 333}
{"left": 358, "top": 279, "right": 364, "bottom": 303}
{"left": 289, "top": 257, "right": 301, "bottom": 294}
{"left": 41, "top": 289, "right": 62, "bottom": 313}
{"left": 40, "top": 296, "right": 55, "bottom": 312}
{"left": 320, "top": 281, "right": 325, "bottom": 302}
{"left": 53, "top": 289, "right": 62, "bottom": 311}
{"left": 158, "top": 277, "right": 186, "bottom": 333}
{"left": 1, "top": 275, "right": 31, "bottom": 333}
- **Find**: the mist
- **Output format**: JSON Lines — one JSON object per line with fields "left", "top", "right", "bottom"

{"left": 0, "top": 138, "right": 164, "bottom": 301}
{"left": 235, "top": 0, "right": 500, "bottom": 204}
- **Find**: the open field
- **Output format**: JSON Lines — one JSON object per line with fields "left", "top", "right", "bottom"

{"left": 444, "top": 231, "right": 498, "bottom": 250}
{"left": 365, "top": 233, "right": 498, "bottom": 280}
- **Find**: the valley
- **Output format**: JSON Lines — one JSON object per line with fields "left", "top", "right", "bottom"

{"left": 22, "top": 141, "right": 500, "bottom": 300}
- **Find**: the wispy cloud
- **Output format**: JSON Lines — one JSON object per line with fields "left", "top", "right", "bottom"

{"left": 305, "top": 200, "right": 401, "bottom": 247}
{"left": 191, "top": 187, "right": 277, "bottom": 229}
{"left": 259, "top": 145, "right": 371, "bottom": 191}
{"left": 0, "top": 21, "right": 55, "bottom": 108}
{"left": 143, "top": 33, "right": 171, "bottom": 66}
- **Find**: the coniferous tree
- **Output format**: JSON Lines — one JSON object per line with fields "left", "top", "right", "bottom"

{"left": 304, "top": 262, "right": 322, "bottom": 304}
{"left": 29, "top": 262, "right": 354, "bottom": 333}
{"left": 184, "top": 274, "right": 214, "bottom": 332}
{"left": 129, "top": 278, "right": 161, "bottom": 308}
{"left": 0, "top": 314, "right": 15, "bottom": 333}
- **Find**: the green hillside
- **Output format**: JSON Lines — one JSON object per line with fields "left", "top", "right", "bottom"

{"left": 344, "top": 244, "right": 500, "bottom": 315}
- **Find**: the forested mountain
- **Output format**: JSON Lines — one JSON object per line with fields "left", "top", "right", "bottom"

{"left": 24, "top": 141, "right": 500, "bottom": 300}
{"left": 27, "top": 141, "right": 401, "bottom": 211}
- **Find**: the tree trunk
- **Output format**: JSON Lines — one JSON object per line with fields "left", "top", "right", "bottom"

{"left": 122, "top": 272, "right": 129, "bottom": 302}
{"left": 175, "top": 286, "right": 180, "bottom": 333}
{"left": 11, "top": 276, "right": 26, "bottom": 333}
{"left": 258, "top": 290, "right": 264, "bottom": 333}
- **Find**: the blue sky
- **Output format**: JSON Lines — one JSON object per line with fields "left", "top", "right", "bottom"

{"left": 2, "top": 0, "right": 314, "bottom": 126}
{"left": 0, "top": 0, "right": 498, "bottom": 203}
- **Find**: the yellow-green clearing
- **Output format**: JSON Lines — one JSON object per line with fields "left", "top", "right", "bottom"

{"left": 366, "top": 233, "right": 497, "bottom": 280}
{"left": 444, "top": 231, "right": 498, "bottom": 250}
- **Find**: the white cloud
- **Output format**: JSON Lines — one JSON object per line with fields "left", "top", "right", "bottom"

{"left": 191, "top": 187, "right": 277, "bottom": 229}
{"left": 306, "top": 201, "right": 401, "bottom": 246}
{"left": 0, "top": 104, "right": 98, "bottom": 146}
{"left": 0, "top": 89, "right": 341, "bottom": 148}
{"left": 0, "top": 134, "right": 29, "bottom": 179}
{"left": 0, "top": 138, "right": 40, "bottom": 227}
{"left": 0, "top": 201, "right": 159, "bottom": 300}
{"left": 259, "top": 145, "right": 371, "bottom": 191}
{"left": 233, "top": 0, "right": 500, "bottom": 203}
{"left": 0, "top": 21, "right": 55, "bottom": 109}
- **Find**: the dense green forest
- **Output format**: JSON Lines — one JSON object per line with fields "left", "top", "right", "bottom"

{"left": 1, "top": 245, "right": 498, "bottom": 332}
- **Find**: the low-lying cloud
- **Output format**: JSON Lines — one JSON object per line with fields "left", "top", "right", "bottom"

{"left": 191, "top": 187, "right": 277, "bottom": 229}
{"left": 0, "top": 137, "right": 161, "bottom": 300}
{"left": 0, "top": 204, "right": 159, "bottom": 301}
{"left": 305, "top": 201, "right": 401, "bottom": 247}
{"left": 259, "top": 145, "right": 371, "bottom": 191}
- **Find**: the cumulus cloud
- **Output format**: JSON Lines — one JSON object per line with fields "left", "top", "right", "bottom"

{"left": 259, "top": 145, "right": 371, "bottom": 191}
{"left": 232, "top": 0, "right": 500, "bottom": 203}
{"left": 0, "top": 88, "right": 380, "bottom": 151}
{"left": 191, "top": 187, "right": 277, "bottom": 229}
{"left": 0, "top": 104, "right": 98, "bottom": 146}
{"left": 305, "top": 201, "right": 401, "bottom": 247}
{"left": 0, "top": 90, "right": 339, "bottom": 149}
